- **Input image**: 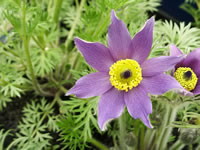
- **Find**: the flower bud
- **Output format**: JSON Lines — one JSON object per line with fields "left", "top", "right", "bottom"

{"left": 180, "top": 128, "right": 197, "bottom": 144}
{"left": 125, "top": 132, "right": 137, "bottom": 147}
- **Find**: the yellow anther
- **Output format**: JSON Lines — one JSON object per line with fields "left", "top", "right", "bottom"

{"left": 109, "top": 59, "right": 142, "bottom": 92}
{"left": 174, "top": 67, "right": 198, "bottom": 91}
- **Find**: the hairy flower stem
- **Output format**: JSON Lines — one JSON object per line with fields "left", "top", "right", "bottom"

{"left": 156, "top": 104, "right": 178, "bottom": 150}
{"left": 87, "top": 138, "right": 109, "bottom": 150}
{"left": 140, "top": 126, "right": 145, "bottom": 150}
{"left": 118, "top": 113, "right": 127, "bottom": 150}
{"left": 144, "top": 129, "right": 156, "bottom": 150}
{"left": 22, "top": 0, "right": 51, "bottom": 96}
{"left": 169, "top": 140, "right": 185, "bottom": 150}
{"left": 160, "top": 106, "right": 178, "bottom": 150}
{"left": 189, "top": 144, "right": 193, "bottom": 150}
{"left": 53, "top": 0, "right": 63, "bottom": 24}
{"left": 155, "top": 104, "right": 171, "bottom": 150}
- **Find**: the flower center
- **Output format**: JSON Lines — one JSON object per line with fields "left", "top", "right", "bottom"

{"left": 121, "top": 70, "right": 132, "bottom": 79}
{"left": 174, "top": 67, "right": 198, "bottom": 91}
{"left": 109, "top": 59, "right": 142, "bottom": 92}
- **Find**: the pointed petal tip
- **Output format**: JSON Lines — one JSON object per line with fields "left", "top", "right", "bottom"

{"left": 108, "top": 9, "right": 132, "bottom": 60}
{"left": 110, "top": 10, "right": 119, "bottom": 24}
{"left": 111, "top": 9, "right": 116, "bottom": 19}
{"left": 111, "top": 9, "right": 115, "bottom": 14}
{"left": 74, "top": 36, "right": 79, "bottom": 40}
{"left": 146, "top": 16, "right": 155, "bottom": 26}
{"left": 146, "top": 120, "right": 153, "bottom": 129}
{"left": 146, "top": 123, "right": 153, "bottom": 129}
{"left": 74, "top": 36, "right": 80, "bottom": 40}
{"left": 65, "top": 89, "right": 75, "bottom": 97}
{"left": 74, "top": 37, "right": 81, "bottom": 46}
{"left": 65, "top": 92, "right": 71, "bottom": 96}
{"left": 74, "top": 37, "right": 91, "bottom": 45}
{"left": 169, "top": 44, "right": 183, "bottom": 57}
{"left": 169, "top": 43, "right": 176, "bottom": 47}
{"left": 98, "top": 119, "right": 112, "bottom": 131}
{"left": 149, "top": 16, "right": 155, "bottom": 22}
{"left": 142, "top": 115, "right": 153, "bottom": 128}
{"left": 130, "top": 16, "right": 154, "bottom": 63}
{"left": 169, "top": 44, "right": 177, "bottom": 51}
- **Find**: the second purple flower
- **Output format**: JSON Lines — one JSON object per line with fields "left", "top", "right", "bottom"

{"left": 170, "top": 44, "right": 200, "bottom": 95}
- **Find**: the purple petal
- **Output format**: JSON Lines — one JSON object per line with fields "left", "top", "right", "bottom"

{"left": 98, "top": 88, "right": 125, "bottom": 130}
{"left": 182, "top": 48, "right": 200, "bottom": 76}
{"left": 170, "top": 44, "right": 183, "bottom": 56}
{"left": 170, "top": 44, "right": 185, "bottom": 70}
{"left": 130, "top": 17, "right": 154, "bottom": 64}
{"left": 108, "top": 10, "right": 132, "bottom": 61}
{"left": 124, "top": 85, "right": 152, "bottom": 128}
{"left": 141, "top": 56, "right": 184, "bottom": 77}
{"left": 141, "top": 74, "right": 183, "bottom": 95}
{"left": 66, "top": 72, "right": 112, "bottom": 98}
{"left": 75, "top": 38, "right": 114, "bottom": 72}
{"left": 191, "top": 79, "right": 200, "bottom": 95}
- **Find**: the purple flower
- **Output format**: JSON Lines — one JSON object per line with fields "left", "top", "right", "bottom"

{"left": 170, "top": 44, "right": 200, "bottom": 95}
{"left": 66, "top": 10, "right": 183, "bottom": 130}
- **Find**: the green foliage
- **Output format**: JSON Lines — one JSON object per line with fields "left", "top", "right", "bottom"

{"left": 0, "top": 129, "right": 11, "bottom": 149}
{"left": 1, "top": 0, "right": 200, "bottom": 149}
{"left": 32, "top": 47, "right": 62, "bottom": 77}
{"left": 7, "top": 99, "right": 57, "bottom": 150}
{"left": 151, "top": 20, "right": 200, "bottom": 57}
{"left": 0, "top": 94, "right": 12, "bottom": 111}
{"left": 180, "top": 0, "right": 200, "bottom": 27}
{"left": 0, "top": 58, "right": 28, "bottom": 97}
{"left": 57, "top": 97, "right": 99, "bottom": 150}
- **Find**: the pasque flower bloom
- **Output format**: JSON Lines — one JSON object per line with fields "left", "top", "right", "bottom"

{"left": 170, "top": 44, "right": 200, "bottom": 95}
{"left": 66, "top": 10, "right": 183, "bottom": 130}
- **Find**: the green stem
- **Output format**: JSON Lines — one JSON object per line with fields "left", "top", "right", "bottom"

{"left": 87, "top": 138, "right": 108, "bottom": 150}
{"left": 155, "top": 104, "right": 171, "bottom": 150}
{"left": 22, "top": 0, "right": 52, "bottom": 96}
{"left": 118, "top": 113, "right": 126, "bottom": 150}
{"left": 22, "top": 1, "right": 37, "bottom": 91}
{"left": 189, "top": 144, "right": 193, "bottom": 150}
{"left": 195, "top": 144, "right": 200, "bottom": 150}
{"left": 32, "top": 36, "right": 45, "bottom": 50}
{"left": 64, "top": 0, "right": 85, "bottom": 49}
{"left": 53, "top": 0, "right": 63, "bottom": 24}
{"left": 159, "top": 106, "right": 178, "bottom": 150}
{"left": 149, "top": 130, "right": 158, "bottom": 150}
{"left": 50, "top": 75, "right": 68, "bottom": 93}
{"left": 195, "top": 0, "right": 200, "bottom": 9}
{"left": 144, "top": 129, "right": 155, "bottom": 150}
{"left": 49, "top": 92, "right": 60, "bottom": 108}
{"left": 140, "top": 126, "right": 145, "bottom": 150}
{"left": 169, "top": 140, "right": 184, "bottom": 150}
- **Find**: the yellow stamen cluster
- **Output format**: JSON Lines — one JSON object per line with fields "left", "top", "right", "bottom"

{"left": 109, "top": 59, "right": 142, "bottom": 92}
{"left": 174, "top": 67, "right": 198, "bottom": 91}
